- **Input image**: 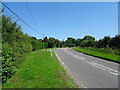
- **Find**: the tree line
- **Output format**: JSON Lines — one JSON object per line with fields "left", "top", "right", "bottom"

{"left": 43, "top": 35, "right": 120, "bottom": 49}
{"left": 1, "top": 15, "right": 120, "bottom": 84}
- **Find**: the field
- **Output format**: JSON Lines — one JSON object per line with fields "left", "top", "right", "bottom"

{"left": 73, "top": 47, "right": 120, "bottom": 63}
{"left": 3, "top": 50, "right": 76, "bottom": 88}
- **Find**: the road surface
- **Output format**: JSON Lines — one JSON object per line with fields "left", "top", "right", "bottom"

{"left": 53, "top": 48, "right": 119, "bottom": 89}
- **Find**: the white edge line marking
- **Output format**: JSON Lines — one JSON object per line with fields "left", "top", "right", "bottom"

{"left": 81, "top": 82, "right": 88, "bottom": 89}
{"left": 55, "top": 53, "right": 70, "bottom": 72}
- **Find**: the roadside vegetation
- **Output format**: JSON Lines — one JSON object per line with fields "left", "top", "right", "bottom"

{"left": 73, "top": 47, "right": 120, "bottom": 63}
{"left": 1, "top": 14, "right": 120, "bottom": 86}
{"left": 3, "top": 50, "right": 76, "bottom": 88}
{"left": 2, "top": 15, "right": 48, "bottom": 83}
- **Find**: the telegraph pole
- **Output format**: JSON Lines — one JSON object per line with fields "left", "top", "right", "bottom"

{"left": 43, "top": 34, "right": 44, "bottom": 51}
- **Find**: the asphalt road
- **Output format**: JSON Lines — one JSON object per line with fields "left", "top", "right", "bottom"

{"left": 53, "top": 48, "right": 119, "bottom": 89}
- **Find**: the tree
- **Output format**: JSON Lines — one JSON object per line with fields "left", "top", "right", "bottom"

{"left": 80, "top": 35, "right": 95, "bottom": 47}
{"left": 2, "top": 15, "right": 44, "bottom": 83}
{"left": 109, "top": 35, "right": 120, "bottom": 48}
{"left": 96, "top": 36, "right": 111, "bottom": 48}
{"left": 43, "top": 37, "right": 48, "bottom": 42}
{"left": 48, "top": 37, "right": 56, "bottom": 48}
{"left": 65, "top": 37, "right": 77, "bottom": 47}
{"left": 83, "top": 35, "right": 95, "bottom": 41}
{"left": 76, "top": 39, "right": 83, "bottom": 46}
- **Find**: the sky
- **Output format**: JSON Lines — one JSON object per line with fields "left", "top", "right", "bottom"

{"left": 3, "top": 2, "right": 118, "bottom": 40}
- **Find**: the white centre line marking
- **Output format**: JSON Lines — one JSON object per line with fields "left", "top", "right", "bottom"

{"left": 93, "top": 62, "right": 119, "bottom": 73}
{"left": 64, "top": 49, "right": 85, "bottom": 60}
{"left": 86, "top": 61, "right": 120, "bottom": 76}
{"left": 64, "top": 48, "right": 119, "bottom": 76}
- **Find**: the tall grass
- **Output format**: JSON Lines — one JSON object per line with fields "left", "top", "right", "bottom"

{"left": 82, "top": 47, "right": 119, "bottom": 55}
{"left": 3, "top": 50, "right": 77, "bottom": 88}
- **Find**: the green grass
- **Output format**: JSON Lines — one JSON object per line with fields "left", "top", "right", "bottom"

{"left": 3, "top": 50, "right": 76, "bottom": 88}
{"left": 73, "top": 47, "right": 120, "bottom": 63}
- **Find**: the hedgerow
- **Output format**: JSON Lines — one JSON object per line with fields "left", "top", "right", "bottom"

{"left": 2, "top": 15, "right": 48, "bottom": 83}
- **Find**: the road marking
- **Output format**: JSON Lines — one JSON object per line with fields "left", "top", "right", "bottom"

{"left": 50, "top": 49, "right": 52, "bottom": 56}
{"left": 64, "top": 49, "right": 72, "bottom": 55}
{"left": 92, "top": 62, "right": 119, "bottom": 73}
{"left": 81, "top": 82, "right": 88, "bottom": 89}
{"left": 50, "top": 52, "right": 52, "bottom": 56}
{"left": 55, "top": 53, "right": 70, "bottom": 72}
{"left": 64, "top": 49, "right": 85, "bottom": 60}
{"left": 86, "top": 61, "right": 120, "bottom": 76}
{"left": 64, "top": 48, "right": 120, "bottom": 76}
{"left": 73, "top": 55, "right": 85, "bottom": 60}
{"left": 91, "top": 62, "right": 120, "bottom": 75}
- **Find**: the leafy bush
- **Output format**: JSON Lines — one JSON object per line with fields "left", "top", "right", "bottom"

{"left": 2, "top": 15, "right": 45, "bottom": 84}
{"left": 2, "top": 43, "right": 16, "bottom": 83}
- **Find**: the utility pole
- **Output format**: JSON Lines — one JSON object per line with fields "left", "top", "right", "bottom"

{"left": 43, "top": 34, "right": 45, "bottom": 51}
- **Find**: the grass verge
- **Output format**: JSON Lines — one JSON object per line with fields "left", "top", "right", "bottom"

{"left": 72, "top": 47, "right": 120, "bottom": 63}
{"left": 3, "top": 50, "right": 77, "bottom": 88}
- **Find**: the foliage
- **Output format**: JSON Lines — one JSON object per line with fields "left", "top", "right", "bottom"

{"left": 2, "top": 15, "right": 45, "bottom": 83}
{"left": 63, "top": 35, "right": 120, "bottom": 48}
{"left": 2, "top": 43, "right": 16, "bottom": 83}
{"left": 2, "top": 14, "right": 120, "bottom": 84}
{"left": 73, "top": 47, "right": 120, "bottom": 63}
{"left": 43, "top": 37, "right": 61, "bottom": 48}
{"left": 40, "top": 35, "right": 120, "bottom": 49}
{"left": 95, "top": 36, "right": 111, "bottom": 48}
{"left": 65, "top": 37, "right": 77, "bottom": 47}
{"left": 3, "top": 50, "right": 77, "bottom": 88}
{"left": 109, "top": 35, "right": 120, "bottom": 48}
{"left": 31, "top": 37, "right": 42, "bottom": 51}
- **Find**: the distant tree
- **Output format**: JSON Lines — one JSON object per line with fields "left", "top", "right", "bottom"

{"left": 83, "top": 35, "right": 95, "bottom": 41}
{"left": 96, "top": 36, "right": 111, "bottom": 48}
{"left": 43, "top": 37, "right": 48, "bottom": 42}
{"left": 65, "top": 37, "right": 77, "bottom": 47}
{"left": 109, "top": 35, "right": 120, "bottom": 48}
{"left": 102, "top": 36, "right": 111, "bottom": 47}
{"left": 38, "top": 39, "right": 43, "bottom": 42}
{"left": 76, "top": 39, "right": 83, "bottom": 46}
{"left": 55, "top": 39, "right": 61, "bottom": 48}
{"left": 48, "top": 37, "right": 56, "bottom": 48}
{"left": 80, "top": 35, "right": 95, "bottom": 47}
{"left": 60, "top": 41, "right": 65, "bottom": 47}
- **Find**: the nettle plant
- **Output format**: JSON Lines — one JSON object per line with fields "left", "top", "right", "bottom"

{"left": 2, "top": 43, "right": 16, "bottom": 83}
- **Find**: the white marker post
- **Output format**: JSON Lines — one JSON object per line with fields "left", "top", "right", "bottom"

{"left": 50, "top": 49, "right": 52, "bottom": 56}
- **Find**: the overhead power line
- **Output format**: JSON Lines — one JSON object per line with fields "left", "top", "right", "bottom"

{"left": 25, "top": 2, "right": 44, "bottom": 35}
{"left": 0, "top": 1, "right": 44, "bottom": 36}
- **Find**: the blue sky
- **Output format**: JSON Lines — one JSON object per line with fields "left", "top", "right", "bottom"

{"left": 4, "top": 2, "right": 118, "bottom": 40}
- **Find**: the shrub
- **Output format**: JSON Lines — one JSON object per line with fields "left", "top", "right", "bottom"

{"left": 2, "top": 43, "right": 16, "bottom": 83}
